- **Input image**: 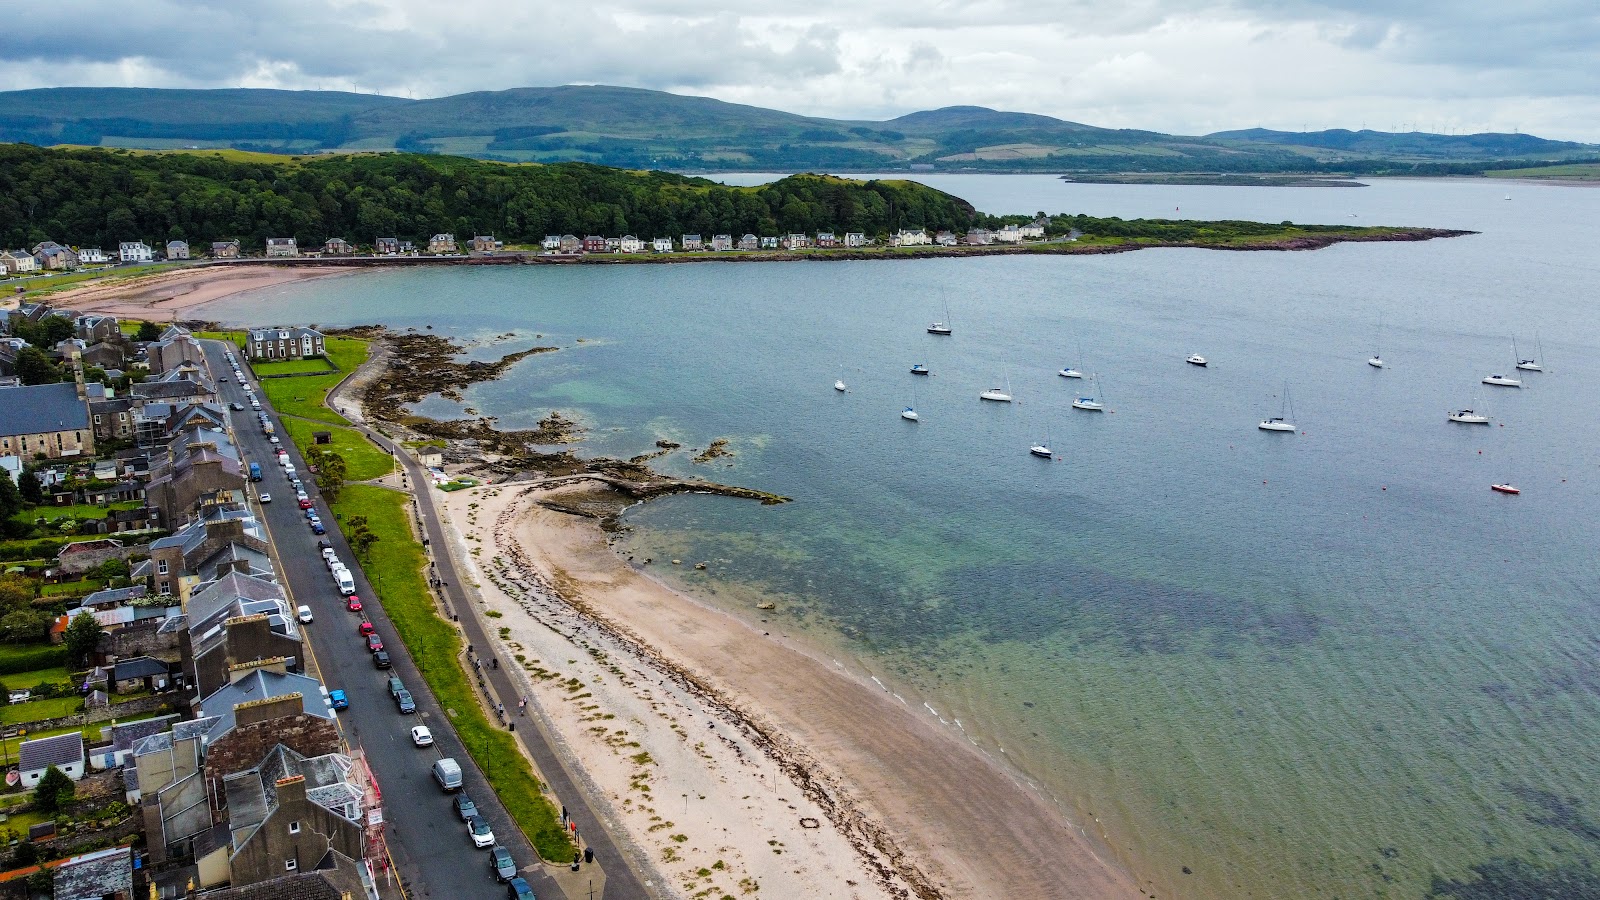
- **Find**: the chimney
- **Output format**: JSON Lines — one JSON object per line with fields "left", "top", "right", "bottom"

{"left": 71, "top": 348, "right": 87, "bottom": 400}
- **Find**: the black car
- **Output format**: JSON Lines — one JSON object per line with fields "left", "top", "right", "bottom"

{"left": 454, "top": 792, "right": 478, "bottom": 822}
{"left": 371, "top": 650, "right": 392, "bottom": 669}
{"left": 506, "top": 876, "right": 535, "bottom": 900}
{"left": 490, "top": 845, "right": 516, "bottom": 881}
{"left": 229, "top": 402, "right": 243, "bottom": 411}
{"left": 317, "top": 540, "right": 332, "bottom": 551}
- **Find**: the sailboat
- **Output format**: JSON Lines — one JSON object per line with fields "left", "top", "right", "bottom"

{"left": 1059, "top": 339, "right": 1086, "bottom": 378}
{"left": 910, "top": 364, "right": 930, "bottom": 375}
{"left": 980, "top": 376, "right": 1013, "bottom": 403}
{"left": 902, "top": 383, "right": 920, "bottom": 420}
{"left": 1482, "top": 372, "right": 1521, "bottom": 388}
{"left": 1448, "top": 406, "right": 1490, "bottom": 424}
{"left": 1030, "top": 425, "right": 1052, "bottom": 458}
{"left": 834, "top": 379, "right": 847, "bottom": 392}
{"left": 1258, "top": 384, "right": 1297, "bottom": 432}
{"left": 1072, "top": 375, "right": 1105, "bottom": 411}
{"left": 1514, "top": 335, "right": 1542, "bottom": 372}
{"left": 1368, "top": 318, "right": 1385, "bottom": 368}
{"left": 927, "top": 301, "right": 953, "bottom": 335}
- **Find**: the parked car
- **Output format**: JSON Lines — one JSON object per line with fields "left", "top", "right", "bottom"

{"left": 328, "top": 689, "right": 348, "bottom": 710}
{"left": 394, "top": 689, "right": 416, "bottom": 714}
{"left": 345, "top": 595, "right": 361, "bottom": 613}
{"left": 229, "top": 402, "right": 243, "bottom": 411}
{"left": 366, "top": 633, "right": 384, "bottom": 653}
{"left": 299, "top": 498, "right": 314, "bottom": 510}
{"left": 469, "top": 814, "right": 496, "bottom": 848}
{"left": 490, "top": 845, "right": 516, "bottom": 882}
{"left": 317, "top": 540, "right": 333, "bottom": 551}
{"left": 297, "top": 605, "right": 313, "bottom": 624}
{"left": 372, "top": 650, "right": 391, "bottom": 669}
{"left": 506, "top": 877, "right": 535, "bottom": 900}
{"left": 311, "top": 522, "right": 326, "bottom": 535}
{"left": 387, "top": 675, "right": 405, "bottom": 698}
{"left": 454, "top": 793, "right": 478, "bottom": 822}
{"left": 411, "top": 725, "right": 433, "bottom": 747}
{"left": 358, "top": 620, "right": 375, "bottom": 636}
{"left": 258, "top": 492, "right": 272, "bottom": 503}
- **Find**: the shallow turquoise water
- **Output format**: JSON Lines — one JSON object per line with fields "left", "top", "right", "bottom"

{"left": 207, "top": 177, "right": 1600, "bottom": 899}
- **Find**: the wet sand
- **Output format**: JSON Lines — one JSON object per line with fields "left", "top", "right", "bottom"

{"left": 36, "top": 264, "right": 347, "bottom": 320}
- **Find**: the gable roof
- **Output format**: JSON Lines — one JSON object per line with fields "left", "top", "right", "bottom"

{"left": 51, "top": 845, "right": 132, "bottom": 900}
{"left": 0, "top": 382, "right": 89, "bottom": 437}
{"left": 113, "top": 655, "right": 171, "bottom": 681}
{"left": 18, "top": 732, "right": 84, "bottom": 772}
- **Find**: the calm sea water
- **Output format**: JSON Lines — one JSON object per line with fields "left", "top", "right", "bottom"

{"left": 207, "top": 177, "right": 1600, "bottom": 900}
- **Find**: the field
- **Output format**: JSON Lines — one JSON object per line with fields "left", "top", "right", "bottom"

{"left": 331, "top": 485, "right": 571, "bottom": 861}
{"left": 257, "top": 337, "right": 368, "bottom": 424}
{"left": 280, "top": 419, "right": 393, "bottom": 482}
{"left": 1488, "top": 162, "right": 1600, "bottom": 180}
{"left": 253, "top": 357, "right": 336, "bottom": 375}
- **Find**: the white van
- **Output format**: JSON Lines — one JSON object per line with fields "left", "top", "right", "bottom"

{"left": 297, "top": 605, "right": 313, "bottom": 624}
{"left": 335, "top": 570, "right": 355, "bottom": 595}
{"left": 432, "top": 758, "right": 463, "bottom": 792}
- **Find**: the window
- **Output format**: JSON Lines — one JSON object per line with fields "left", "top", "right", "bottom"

{"left": 285, "top": 859, "right": 297, "bottom": 871}
{"left": 94, "top": 415, "right": 102, "bottom": 424}
{"left": 157, "top": 559, "right": 169, "bottom": 575}
{"left": 289, "top": 821, "right": 300, "bottom": 834}
{"left": 158, "top": 580, "right": 170, "bottom": 595}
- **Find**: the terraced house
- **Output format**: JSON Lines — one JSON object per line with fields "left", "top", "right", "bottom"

{"left": 246, "top": 326, "right": 325, "bottom": 362}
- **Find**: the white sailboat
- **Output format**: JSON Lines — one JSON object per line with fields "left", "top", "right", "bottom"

{"left": 1368, "top": 317, "right": 1385, "bottom": 368}
{"left": 1059, "top": 338, "right": 1086, "bottom": 378}
{"left": 834, "top": 379, "right": 847, "bottom": 392}
{"left": 1482, "top": 373, "right": 1521, "bottom": 388}
{"left": 927, "top": 301, "right": 953, "bottom": 336}
{"left": 1259, "top": 384, "right": 1297, "bottom": 432}
{"left": 902, "top": 383, "right": 920, "bottom": 420}
{"left": 980, "top": 376, "right": 1013, "bottom": 403}
{"left": 1030, "top": 425, "right": 1052, "bottom": 458}
{"left": 1072, "top": 375, "right": 1105, "bottom": 411}
{"left": 1448, "top": 407, "right": 1490, "bottom": 424}
{"left": 1514, "top": 335, "right": 1542, "bottom": 372}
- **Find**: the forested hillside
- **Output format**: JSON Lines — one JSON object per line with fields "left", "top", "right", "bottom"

{"left": 0, "top": 146, "right": 976, "bottom": 250}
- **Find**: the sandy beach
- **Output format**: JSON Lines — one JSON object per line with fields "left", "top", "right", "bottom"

{"left": 29, "top": 264, "right": 346, "bottom": 320}
{"left": 440, "top": 482, "right": 1142, "bottom": 900}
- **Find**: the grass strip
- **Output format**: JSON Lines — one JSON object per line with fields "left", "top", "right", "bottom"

{"left": 254, "top": 357, "right": 337, "bottom": 375}
{"left": 330, "top": 484, "right": 572, "bottom": 861}
{"left": 279, "top": 419, "right": 393, "bottom": 482}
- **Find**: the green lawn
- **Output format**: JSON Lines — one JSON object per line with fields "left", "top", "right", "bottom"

{"left": 254, "top": 357, "right": 336, "bottom": 375}
{"left": 2, "top": 694, "right": 84, "bottom": 725}
{"left": 0, "top": 645, "right": 67, "bottom": 675}
{"left": 259, "top": 337, "right": 368, "bottom": 425}
{"left": 16, "top": 263, "right": 184, "bottom": 298}
{"left": 40, "top": 579, "right": 109, "bottom": 597}
{"left": 197, "top": 330, "right": 248, "bottom": 346}
{"left": 332, "top": 485, "right": 571, "bottom": 861}
{"left": 2, "top": 667, "right": 72, "bottom": 689}
{"left": 15, "top": 502, "right": 139, "bottom": 524}
{"left": 1488, "top": 162, "right": 1600, "bottom": 180}
{"left": 279, "top": 419, "right": 393, "bottom": 482}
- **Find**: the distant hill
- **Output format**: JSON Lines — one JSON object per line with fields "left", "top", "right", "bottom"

{"left": 0, "top": 85, "right": 1593, "bottom": 174}
{"left": 1208, "top": 128, "right": 1591, "bottom": 160}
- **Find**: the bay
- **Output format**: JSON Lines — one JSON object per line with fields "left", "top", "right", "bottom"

{"left": 205, "top": 176, "right": 1600, "bottom": 899}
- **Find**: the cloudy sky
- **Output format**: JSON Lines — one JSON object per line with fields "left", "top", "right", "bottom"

{"left": 3, "top": 0, "right": 1598, "bottom": 140}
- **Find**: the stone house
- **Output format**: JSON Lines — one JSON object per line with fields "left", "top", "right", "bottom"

{"left": 246, "top": 326, "right": 325, "bottom": 361}
{"left": 581, "top": 235, "right": 606, "bottom": 253}
{"left": 167, "top": 240, "right": 191, "bottom": 259}
{"left": 0, "top": 381, "right": 94, "bottom": 459}
{"left": 681, "top": 234, "right": 704, "bottom": 251}
{"left": 711, "top": 234, "right": 733, "bottom": 251}
{"left": 738, "top": 234, "right": 758, "bottom": 250}
{"left": 265, "top": 238, "right": 298, "bottom": 258}
{"left": 212, "top": 241, "right": 242, "bottom": 259}
{"left": 427, "top": 234, "right": 457, "bottom": 254}
{"left": 471, "top": 235, "right": 498, "bottom": 252}
{"left": 32, "top": 241, "right": 79, "bottom": 270}
{"left": 219, "top": 745, "right": 367, "bottom": 889}
{"left": 375, "top": 237, "right": 400, "bottom": 254}
{"left": 558, "top": 234, "right": 581, "bottom": 253}
{"left": 322, "top": 238, "right": 353, "bottom": 255}
{"left": 55, "top": 537, "right": 127, "bottom": 575}
{"left": 816, "top": 232, "right": 838, "bottom": 247}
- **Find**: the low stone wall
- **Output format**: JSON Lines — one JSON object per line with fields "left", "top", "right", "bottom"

{"left": 19, "top": 693, "right": 173, "bottom": 733}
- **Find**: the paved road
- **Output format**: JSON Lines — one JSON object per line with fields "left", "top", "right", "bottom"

{"left": 327, "top": 353, "right": 655, "bottom": 900}
{"left": 203, "top": 341, "right": 562, "bottom": 900}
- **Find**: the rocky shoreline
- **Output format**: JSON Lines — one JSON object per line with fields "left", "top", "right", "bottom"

{"left": 346, "top": 326, "right": 791, "bottom": 516}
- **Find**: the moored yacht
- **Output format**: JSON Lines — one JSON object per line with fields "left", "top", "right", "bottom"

{"left": 1448, "top": 409, "right": 1490, "bottom": 424}
{"left": 1058, "top": 367, "right": 1084, "bottom": 379}
{"left": 927, "top": 322, "right": 952, "bottom": 336}
{"left": 1186, "top": 353, "right": 1208, "bottom": 367}
{"left": 910, "top": 364, "right": 930, "bottom": 375}
{"left": 901, "top": 407, "right": 919, "bottom": 421}
{"left": 1029, "top": 444, "right": 1052, "bottom": 458}
{"left": 834, "top": 380, "right": 847, "bottom": 392}
{"left": 979, "top": 386, "right": 1013, "bottom": 402}
{"left": 1482, "top": 373, "right": 1521, "bottom": 387}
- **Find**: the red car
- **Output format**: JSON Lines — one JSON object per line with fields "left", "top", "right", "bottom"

{"left": 358, "top": 620, "right": 375, "bottom": 636}
{"left": 346, "top": 596, "right": 362, "bottom": 612}
{"left": 299, "top": 500, "right": 314, "bottom": 510}
{"left": 366, "top": 633, "right": 384, "bottom": 653}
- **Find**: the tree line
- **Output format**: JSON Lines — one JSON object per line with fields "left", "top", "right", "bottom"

{"left": 0, "top": 145, "right": 979, "bottom": 251}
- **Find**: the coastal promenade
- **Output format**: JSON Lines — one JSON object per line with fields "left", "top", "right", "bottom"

{"left": 324, "top": 349, "right": 657, "bottom": 900}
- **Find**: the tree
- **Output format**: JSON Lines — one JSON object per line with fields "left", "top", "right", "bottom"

{"left": 63, "top": 611, "right": 102, "bottom": 667}
{"left": 17, "top": 470, "right": 42, "bottom": 505}
{"left": 135, "top": 320, "right": 162, "bottom": 341}
{"left": 0, "top": 575, "right": 32, "bottom": 613}
{"left": 0, "top": 610, "right": 50, "bottom": 644}
{"left": 313, "top": 449, "right": 346, "bottom": 503}
{"left": 0, "top": 475, "right": 21, "bottom": 522}
{"left": 346, "top": 515, "right": 379, "bottom": 561}
{"left": 33, "top": 766, "right": 74, "bottom": 813}
{"left": 14, "top": 347, "right": 61, "bottom": 385}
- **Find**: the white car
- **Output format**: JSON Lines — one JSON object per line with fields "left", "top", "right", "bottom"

{"left": 269, "top": 436, "right": 280, "bottom": 444}
{"left": 297, "top": 605, "right": 313, "bottom": 624}
{"left": 468, "top": 815, "right": 495, "bottom": 849}
{"left": 411, "top": 725, "right": 434, "bottom": 747}
{"left": 259, "top": 492, "right": 272, "bottom": 503}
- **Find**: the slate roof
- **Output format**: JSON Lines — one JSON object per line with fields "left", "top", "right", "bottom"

{"left": 112, "top": 655, "right": 171, "bottom": 681}
{"left": 0, "top": 382, "right": 89, "bottom": 437}
{"left": 110, "top": 715, "right": 177, "bottom": 753}
{"left": 51, "top": 845, "right": 132, "bottom": 900}
{"left": 18, "top": 732, "right": 84, "bottom": 772}
{"left": 195, "top": 669, "right": 331, "bottom": 742}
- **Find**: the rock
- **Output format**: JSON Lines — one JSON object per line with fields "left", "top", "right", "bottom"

{"left": 694, "top": 562, "right": 707, "bottom": 570}
{"left": 671, "top": 559, "right": 681, "bottom": 565}
{"left": 756, "top": 602, "right": 775, "bottom": 610}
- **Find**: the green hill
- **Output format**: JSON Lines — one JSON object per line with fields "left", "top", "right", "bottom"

{"left": 0, "top": 85, "right": 1593, "bottom": 175}
{"left": 0, "top": 145, "right": 977, "bottom": 251}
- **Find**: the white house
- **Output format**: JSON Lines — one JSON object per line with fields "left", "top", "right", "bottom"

{"left": 844, "top": 232, "right": 867, "bottom": 248}
{"left": 541, "top": 235, "right": 562, "bottom": 251}
{"left": 2, "top": 250, "right": 39, "bottom": 274}
{"left": 77, "top": 248, "right": 110, "bottom": 265}
{"left": 119, "top": 242, "right": 154, "bottom": 263}
{"left": 652, "top": 237, "right": 674, "bottom": 252}
{"left": 935, "top": 231, "right": 959, "bottom": 247}
{"left": 1021, "top": 220, "right": 1047, "bottom": 239}
{"left": 759, "top": 236, "right": 780, "bottom": 249}
{"left": 619, "top": 235, "right": 645, "bottom": 253}
{"left": 265, "top": 238, "right": 299, "bottom": 257}
{"left": 995, "top": 224, "right": 1024, "bottom": 243}
{"left": 19, "top": 733, "right": 86, "bottom": 786}
{"left": 893, "top": 229, "right": 930, "bottom": 247}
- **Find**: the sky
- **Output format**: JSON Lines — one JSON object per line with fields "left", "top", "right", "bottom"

{"left": 2, "top": 0, "right": 1598, "bottom": 140}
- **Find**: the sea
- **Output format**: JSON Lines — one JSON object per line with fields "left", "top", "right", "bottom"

{"left": 205, "top": 175, "right": 1600, "bottom": 900}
